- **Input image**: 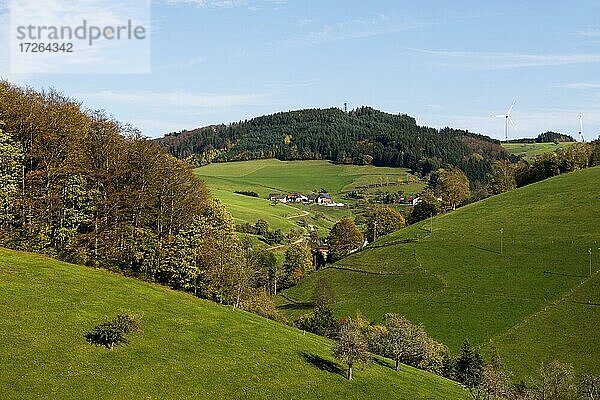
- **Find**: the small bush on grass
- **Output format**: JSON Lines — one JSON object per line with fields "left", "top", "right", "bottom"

{"left": 234, "top": 190, "right": 259, "bottom": 197}
{"left": 85, "top": 313, "right": 141, "bottom": 349}
{"left": 295, "top": 305, "right": 339, "bottom": 339}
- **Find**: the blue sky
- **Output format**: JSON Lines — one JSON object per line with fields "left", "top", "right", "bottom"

{"left": 1, "top": 0, "right": 600, "bottom": 139}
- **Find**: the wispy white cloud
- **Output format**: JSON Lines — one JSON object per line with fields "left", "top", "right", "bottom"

{"left": 130, "top": 118, "right": 192, "bottom": 134}
{"left": 163, "top": 0, "right": 246, "bottom": 7}
{"left": 407, "top": 48, "right": 600, "bottom": 69}
{"left": 157, "top": 56, "right": 205, "bottom": 71}
{"left": 264, "top": 78, "right": 318, "bottom": 89}
{"left": 297, "top": 18, "right": 314, "bottom": 27}
{"left": 75, "top": 89, "right": 271, "bottom": 136}
{"left": 76, "top": 90, "right": 266, "bottom": 109}
{"left": 554, "top": 82, "right": 600, "bottom": 89}
{"left": 161, "top": 0, "right": 285, "bottom": 9}
{"left": 301, "top": 14, "right": 432, "bottom": 45}
{"left": 578, "top": 26, "right": 600, "bottom": 37}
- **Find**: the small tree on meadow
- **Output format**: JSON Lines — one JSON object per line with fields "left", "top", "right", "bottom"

{"left": 308, "top": 228, "right": 322, "bottom": 248}
{"left": 254, "top": 219, "right": 270, "bottom": 235}
{"left": 481, "top": 347, "right": 511, "bottom": 399}
{"left": 333, "top": 321, "right": 370, "bottom": 380}
{"left": 382, "top": 313, "right": 427, "bottom": 371}
{"left": 455, "top": 339, "right": 485, "bottom": 398}
{"left": 366, "top": 206, "right": 405, "bottom": 242}
{"left": 295, "top": 304, "right": 340, "bottom": 339}
{"left": 579, "top": 374, "right": 600, "bottom": 399}
{"left": 431, "top": 168, "right": 470, "bottom": 210}
{"left": 418, "top": 339, "right": 453, "bottom": 377}
{"left": 245, "top": 246, "right": 279, "bottom": 295}
{"left": 535, "top": 360, "right": 575, "bottom": 400}
{"left": 328, "top": 217, "right": 364, "bottom": 261}
{"left": 85, "top": 313, "right": 141, "bottom": 349}
{"left": 490, "top": 160, "right": 517, "bottom": 195}
{"left": 312, "top": 276, "right": 335, "bottom": 308}
{"left": 282, "top": 243, "right": 313, "bottom": 285}
{"left": 408, "top": 189, "right": 441, "bottom": 224}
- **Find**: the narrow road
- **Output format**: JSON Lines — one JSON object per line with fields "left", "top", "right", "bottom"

{"left": 286, "top": 210, "right": 310, "bottom": 219}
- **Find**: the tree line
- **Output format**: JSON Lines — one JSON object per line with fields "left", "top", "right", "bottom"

{"left": 507, "top": 131, "right": 576, "bottom": 144}
{"left": 406, "top": 141, "right": 600, "bottom": 225}
{"left": 0, "top": 79, "right": 358, "bottom": 317}
{"left": 0, "top": 81, "right": 293, "bottom": 316}
{"left": 155, "top": 106, "right": 513, "bottom": 184}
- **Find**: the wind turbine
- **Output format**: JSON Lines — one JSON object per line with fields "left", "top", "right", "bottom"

{"left": 493, "top": 100, "right": 516, "bottom": 142}
{"left": 579, "top": 114, "right": 585, "bottom": 142}
{"left": 416, "top": 115, "right": 421, "bottom": 126}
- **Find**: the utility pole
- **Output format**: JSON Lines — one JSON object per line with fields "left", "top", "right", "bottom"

{"left": 430, "top": 213, "right": 433, "bottom": 233}
{"left": 344, "top": 102, "right": 347, "bottom": 113}
{"left": 373, "top": 220, "right": 377, "bottom": 241}
{"left": 500, "top": 228, "right": 504, "bottom": 255}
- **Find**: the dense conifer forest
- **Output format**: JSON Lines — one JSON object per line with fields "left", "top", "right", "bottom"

{"left": 155, "top": 107, "right": 513, "bottom": 183}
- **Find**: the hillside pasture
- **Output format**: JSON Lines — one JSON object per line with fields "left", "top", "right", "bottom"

{"left": 502, "top": 142, "right": 575, "bottom": 161}
{"left": 194, "top": 159, "right": 422, "bottom": 234}
{"left": 278, "top": 167, "right": 600, "bottom": 379}
{"left": 0, "top": 248, "right": 467, "bottom": 399}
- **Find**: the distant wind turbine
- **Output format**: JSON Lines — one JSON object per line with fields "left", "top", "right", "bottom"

{"left": 579, "top": 114, "right": 585, "bottom": 142}
{"left": 492, "top": 100, "right": 516, "bottom": 142}
{"left": 416, "top": 115, "right": 421, "bottom": 126}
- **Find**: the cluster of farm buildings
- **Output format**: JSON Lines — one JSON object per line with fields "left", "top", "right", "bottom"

{"left": 268, "top": 192, "right": 346, "bottom": 207}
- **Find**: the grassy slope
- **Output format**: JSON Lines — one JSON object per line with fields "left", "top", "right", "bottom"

{"left": 0, "top": 248, "right": 466, "bottom": 400}
{"left": 209, "top": 188, "right": 304, "bottom": 232}
{"left": 502, "top": 142, "right": 575, "bottom": 161}
{"left": 195, "top": 159, "right": 419, "bottom": 199}
{"left": 278, "top": 167, "right": 600, "bottom": 379}
{"left": 494, "top": 265, "right": 600, "bottom": 378}
{"left": 194, "top": 159, "right": 424, "bottom": 234}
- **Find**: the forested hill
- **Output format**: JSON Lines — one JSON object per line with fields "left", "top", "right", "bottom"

{"left": 155, "top": 107, "right": 511, "bottom": 183}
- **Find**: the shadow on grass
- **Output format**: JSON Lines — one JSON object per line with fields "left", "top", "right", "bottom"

{"left": 325, "top": 265, "right": 405, "bottom": 276}
{"left": 418, "top": 225, "right": 433, "bottom": 233}
{"left": 372, "top": 356, "right": 412, "bottom": 375}
{"left": 277, "top": 302, "right": 313, "bottom": 311}
{"left": 373, "top": 356, "right": 394, "bottom": 369}
{"left": 277, "top": 293, "right": 313, "bottom": 311}
{"left": 300, "top": 352, "right": 345, "bottom": 377}
{"left": 368, "top": 238, "right": 419, "bottom": 249}
{"left": 469, "top": 244, "right": 500, "bottom": 254}
{"left": 543, "top": 271, "right": 587, "bottom": 278}
{"left": 571, "top": 300, "right": 600, "bottom": 307}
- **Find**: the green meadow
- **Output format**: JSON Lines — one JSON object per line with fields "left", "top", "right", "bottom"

{"left": 278, "top": 167, "right": 600, "bottom": 379}
{"left": 0, "top": 248, "right": 466, "bottom": 400}
{"left": 208, "top": 188, "right": 305, "bottom": 232}
{"left": 194, "top": 159, "right": 421, "bottom": 199}
{"left": 194, "top": 159, "right": 424, "bottom": 235}
{"left": 502, "top": 142, "right": 575, "bottom": 161}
